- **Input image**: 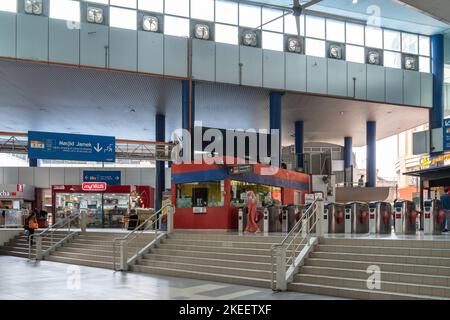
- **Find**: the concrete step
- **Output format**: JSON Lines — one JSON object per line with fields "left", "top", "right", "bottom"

{"left": 169, "top": 233, "right": 285, "bottom": 243}
{"left": 304, "top": 258, "right": 450, "bottom": 276}
{"left": 318, "top": 244, "right": 450, "bottom": 257}
{"left": 51, "top": 250, "right": 115, "bottom": 262}
{"left": 157, "top": 243, "right": 272, "bottom": 256}
{"left": 310, "top": 251, "right": 450, "bottom": 267}
{"left": 131, "top": 264, "right": 271, "bottom": 288}
{"left": 136, "top": 258, "right": 272, "bottom": 278}
{"left": 141, "top": 253, "right": 272, "bottom": 271}
{"left": 319, "top": 238, "right": 450, "bottom": 249}
{"left": 58, "top": 246, "right": 141, "bottom": 257}
{"left": 287, "top": 282, "right": 443, "bottom": 300}
{"left": 45, "top": 255, "right": 113, "bottom": 269}
{"left": 298, "top": 265, "right": 450, "bottom": 287}
{"left": 295, "top": 274, "right": 450, "bottom": 298}
{"left": 162, "top": 238, "right": 276, "bottom": 250}
{"left": 150, "top": 248, "right": 271, "bottom": 263}
{"left": 0, "top": 249, "right": 33, "bottom": 258}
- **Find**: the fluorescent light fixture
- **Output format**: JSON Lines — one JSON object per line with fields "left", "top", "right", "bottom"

{"left": 24, "top": 0, "right": 43, "bottom": 15}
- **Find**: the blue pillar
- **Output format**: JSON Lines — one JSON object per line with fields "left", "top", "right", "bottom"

{"left": 366, "top": 121, "right": 376, "bottom": 188}
{"left": 155, "top": 114, "right": 165, "bottom": 212}
{"left": 269, "top": 92, "right": 282, "bottom": 167}
{"left": 29, "top": 158, "right": 38, "bottom": 167}
{"left": 344, "top": 137, "right": 353, "bottom": 168}
{"left": 182, "top": 80, "right": 195, "bottom": 160}
{"left": 431, "top": 34, "right": 444, "bottom": 132}
{"left": 294, "top": 121, "right": 304, "bottom": 169}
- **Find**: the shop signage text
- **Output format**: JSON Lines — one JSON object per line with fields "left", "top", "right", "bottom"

{"left": 228, "top": 165, "right": 253, "bottom": 175}
{"left": 83, "top": 171, "right": 121, "bottom": 185}
{"left": 419, "top": 153, "right": 450, "bottom": 168}
{"left": 0, "top": 191, "right": 16, "bottom": 197}
{"left": 444, "top": 119, "right": 450, "bottom": 151}
{"left": 81, "top": 182, "right": 107, "bottom": 192}
{"left": 28, "top": 131, "right": 115, "bottom": 162}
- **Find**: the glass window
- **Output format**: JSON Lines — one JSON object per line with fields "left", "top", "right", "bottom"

{"left": 110, "top": 7, "right": 137, "bottom": 30}
{"left": 215, "top": 23, "right": 238, "bottom": 45}
{"left": 384, "top": 51, "right": 401, "bottom": 69}
{"left": 138, "top": 0, "right": 163, "bottom": 13}
{"left": 50, "top": 0, "right": 80, "bottom": 22}
{"left": 305, "top": 38, "right": 325, "bottom": 57}
{"left": 164, "top": 15, "right": 189, "bottom": 37}
{"left": 305, "top": 15, "right": 325, "bottom": 39}
{"left": 419, "top": 35, "right": 430, "bottom": 57}
{"left": 262, "top": 8, "right": 283, "bottom": 32}
{"left": 384, "top": 29, "right": 400, "bottom": 51}
{"left": 191, "top": 0, "right": 214, "bottom": 21}
{"left": 346, "top": 23, "right": 364, "bottom": 45}
{"left": 0, "top": 0, "right": 17, "bottom": 13}
{"left": 284, "top": 14, "right": 304, "bottom": 36}
{"left": 110, "top": 0, "right": 136, "bottom": 8}
{"left": 176, "top": 181, "right": 224, "bottom": 208}
{"left": 326, "top": 19, "right": 345, "bottom": 42}
{"left": 262, "top": 31, "right": 283, "bottom": 51}
{"left": 419, "top": 56, "right": 430, "bottom": 73}
{"left": 239, "top": 4, "right": 261, "bottom": 28}
{"left": 365, "top": 26, "right": 382, "bottom": 49}
{"left": 215, "top": 0, "right": 238, "bottom": 25}
{"left": 346, "top": 45, "right": 364, "bottom": 64}
{"left": 402, "top": 32, "right": 418, "bottom": 54}
{"left": 165, "top": 0, "right": 189, "bottom": 17}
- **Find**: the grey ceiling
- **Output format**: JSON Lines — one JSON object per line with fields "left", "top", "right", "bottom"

{"left": 0, "top": 60, "right": 428, "bottom": 148}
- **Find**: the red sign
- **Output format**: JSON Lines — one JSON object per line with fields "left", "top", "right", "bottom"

{"left": 82, "top": 182, "right": 107, "bottom": 192}
{"left": 369, "top": 214, "right": 375, "bottom": 219}
{"left": 425, "top": 213, "right": 431, "bottom": 219}
{"left": 17, "top": 184, "right": 23, "bottom": 192}
{"left": 395, "top": 214, "right": 402, "bottom": 219}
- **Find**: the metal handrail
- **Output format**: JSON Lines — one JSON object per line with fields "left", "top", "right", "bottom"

{"left": 112, "top": 204, "right": 172, "bottom": 271}
{"left": 270, "top": 200, "right": 319, "bottom": 290}
{"left": 28, "top": 213, "right": 80, "bottom": 260}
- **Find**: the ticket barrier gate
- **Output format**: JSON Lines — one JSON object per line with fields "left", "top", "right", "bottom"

{"left": 238, "top": 207, "right": 265, "bottom": 233}
{"left": 266, "top": 205, "right": 282, "bottom": 233}
{"left": 345, "top": 202, "right": 369, "bottom": 234}
{"left": 393, "top": 200, "right": 418, "bottom": 234}
{"left": 423, "top": 199, "right": 446, "bottom": 235}
{"left": 368, "top": 201, "right": 392, "bottom": 234}
{"left": 325, "top": 203, "right": 345, "bottom": 234}
{"left": 281, "top": 205, "right": 300, "bottom": 233}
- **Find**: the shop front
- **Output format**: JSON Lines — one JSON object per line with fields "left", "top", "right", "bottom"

{"left": 0, "top": 184, "right": 35, "bottom": 227}
{"left": 52, "top": 185, "right": 153, "bottom": 228}
{"left": 172, "top": 161, "right": 310, "bottom": 230}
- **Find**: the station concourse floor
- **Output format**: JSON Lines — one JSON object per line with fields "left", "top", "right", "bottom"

{"left": 0, "top": 256, "right": 343, "bottom": 300}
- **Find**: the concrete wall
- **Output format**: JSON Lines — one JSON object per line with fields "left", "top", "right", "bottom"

{"left": 0, "top": 229, "right": 20, "bottom": 246}
{"left": 336, "top": 187, "right": 396, "bottom": 203}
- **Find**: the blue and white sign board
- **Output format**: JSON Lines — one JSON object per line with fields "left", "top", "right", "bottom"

{"left": 28, "top": 131, "right": 115, "bottom": 162}
{"left": 83, "top": 171, "right": 121, "bottom": 185}
{"left": 444, "top": 119, "right": 450, "bottom": 151}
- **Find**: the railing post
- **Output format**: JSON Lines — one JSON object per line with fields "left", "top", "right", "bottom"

{"left": 274, "top": 245, "right": 287, "bottom": 291}
{"left": 120, "top": 240, "right": 128, "bottom": 271}
{"left": 81, "top": 211, "right": 87, "bottom": 233}
{"left": 35, "top": 236, "right": 43, "bottom": 260}
{"left": 316, "top": 200, "right": 324, "bottom": 237}
{"left": 167, "top": 206, "right": 174, "bottom": 234}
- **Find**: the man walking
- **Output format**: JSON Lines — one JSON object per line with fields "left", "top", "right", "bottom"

{"left": 440, "top": 188, "right": 450, "bottom": 232}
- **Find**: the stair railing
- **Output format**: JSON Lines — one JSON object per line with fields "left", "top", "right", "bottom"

{"left": 112, "top": 204, "right": 174, "bottom": 271}
{"left": 28, "top": 213, "right": 80, "bottom": 261}
{"left": 270, "top": 199, "right": 324, "bottom": 291}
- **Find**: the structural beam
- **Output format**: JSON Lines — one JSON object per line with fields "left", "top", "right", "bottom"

{"left": 155, "top": 114, "right": 165, "bottom": 213}
{"left": 270, "top": 92, "right": 282, "bottom": 167}
{"left": 366, "top": 121, "right": 376, "bottom": 188}
{"left": 294, "top": 121, "right": 304, "bottom": 170}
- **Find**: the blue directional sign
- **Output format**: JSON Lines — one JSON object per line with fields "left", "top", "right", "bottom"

{"left": 28, "top": 131, "right": 115, "bottom": 162}
{"left": 444, "top": 119, "right": 450, "bottom": 151}
{"left": 83, "top": 171, "right": 121, "bottom": 185}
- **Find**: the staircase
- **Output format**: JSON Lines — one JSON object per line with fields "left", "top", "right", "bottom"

{"left": 131, "top": 232, "right": 287, "bottom": 288}
{"left": 288, "top": 237, "right": 450, "bottom": 300}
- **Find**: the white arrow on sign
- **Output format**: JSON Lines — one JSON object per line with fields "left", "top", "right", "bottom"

{"left": 94, "top": 143, "right": 103, "bottom": 153}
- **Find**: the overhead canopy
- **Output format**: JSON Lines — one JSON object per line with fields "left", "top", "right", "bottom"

{"left": 404, "top": 166, "right": 450, "bottom": 188}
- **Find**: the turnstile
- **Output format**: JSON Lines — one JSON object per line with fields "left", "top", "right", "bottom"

{"left": 423, "top": 199, "right": 446, "bottom": 235}
{"left": 238, "top": 207, "right": 265, "bottom": 233}
{"left": 282, "top": 205, "right": 300, "bottom": 233}
{"left": 266, "top": 205, "right": 282, "bottom": 233}
{"left": 300, "top": 203, "right": 316, "bottom": 234}
{"left": 393, "top": 200, "right": 418, "bottom": 234}
{"left": 345, "top": 202, "right": 369, "bottom": 234}
{"left": 325, "top": 203, "right": 345, "bottom": 233}
{"left": 368, "top": 201, "right": 392, "bottom": 234}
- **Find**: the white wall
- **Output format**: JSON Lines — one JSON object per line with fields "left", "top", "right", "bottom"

{"left": 0, "top": 167, "right": 171, "bottom": 189}
{"left": 0, "top": 229, "right": 20, "bottom": 246}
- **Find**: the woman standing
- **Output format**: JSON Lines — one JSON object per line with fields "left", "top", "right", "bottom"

{"left": 244, "top": 191, "right": 260, "bottom": 233}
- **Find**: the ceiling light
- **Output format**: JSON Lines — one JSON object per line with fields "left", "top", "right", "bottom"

{"left": 352, "top": 0, "right": 358, "bottom": 4}
{"left": 329, "top": 44, "right": 343, "bottom": 60}
{"left": 287, "top": 37, "right": 301, "bottom": 53}
{"left": 143, "top": 16, "right": 158, "bottom": 32}
{"left": 24, "top": 0, "right": 43, "bottom": 15}
{"left": 242, "top": 30, "right": 257, "bottom": 47}
{"left": 367, "top": 51, "right": 381, "bottom": 65}
{"left": 87, "top": 7, "right": 103, "bottom": 24}
{"left": 194, "top": 24, "right": 210, "bottom": 40}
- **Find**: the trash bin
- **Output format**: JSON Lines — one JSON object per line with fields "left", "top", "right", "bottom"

{"left": 345, "top": 202, "right": 369, "bottom": 234}
{"left": 326, "top": 203, "right": 345, "bottom": 233}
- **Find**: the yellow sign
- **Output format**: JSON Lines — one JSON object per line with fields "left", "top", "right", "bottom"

{"left": 420, "top": 154, "right": 450, "bottom": 168}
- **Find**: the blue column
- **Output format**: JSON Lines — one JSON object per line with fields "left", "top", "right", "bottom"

{"left": 344, "top": 137, "right": 353, "bottom": 168}
{"left": 155, "top": 114, "right": 165, "bottom": 213}
{"left": 29, "top": 158, "right": 38, "bottom": 167}
{"left": 431, "top": 34, "right": 444, "bottom": 131}
{"left": 182, "top": 80, "right": 195, "bottom": 160}
{"left": 294, "top": 121, "right": 304, "bottom": 169}
{"left": 366, "top": 121, "right": 376, "bottom": 188}
{"left": 269, "top": 92, "right": 282, "bottom": 167}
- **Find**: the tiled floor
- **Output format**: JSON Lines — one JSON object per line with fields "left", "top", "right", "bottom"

{"left": 0, "top": 256, "right": 344, "bottom": 300}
